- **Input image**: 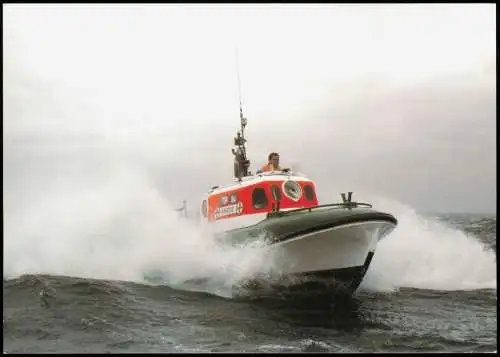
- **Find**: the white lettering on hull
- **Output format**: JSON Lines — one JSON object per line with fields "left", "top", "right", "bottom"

{"left": 214, "top": 202, "right": 243, "bottom": 220}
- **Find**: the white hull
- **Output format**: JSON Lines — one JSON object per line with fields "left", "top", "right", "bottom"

{"left": 249, "top": 220, "right": 396, "bottom": 293}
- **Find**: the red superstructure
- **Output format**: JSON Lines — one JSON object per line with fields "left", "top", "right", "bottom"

{"left": 200, "top": 174, "right": 319, "bottom": 222}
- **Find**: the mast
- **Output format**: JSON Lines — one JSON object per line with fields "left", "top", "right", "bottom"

{"left": 232, "top": 48, "right": 251, "bottom": 181}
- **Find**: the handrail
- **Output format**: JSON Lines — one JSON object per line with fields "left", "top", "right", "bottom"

{"left": 266, "top": 202, "right": 373, "bottom": 218}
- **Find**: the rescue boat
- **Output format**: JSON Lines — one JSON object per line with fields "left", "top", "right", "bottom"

{"left": 189, "top": 105, "right": 398, "bottom": 296}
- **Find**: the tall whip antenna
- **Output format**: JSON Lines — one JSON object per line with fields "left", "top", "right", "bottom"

{"left": 232, "top": 47, "right": 251, "bottom": 180}
{"left": 235, "top": 48, "right": 246, "bottom": 138}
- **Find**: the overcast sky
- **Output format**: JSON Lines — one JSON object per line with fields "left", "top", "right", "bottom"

{"left": 3, "top": 4, "right": 496, "bottom": 214}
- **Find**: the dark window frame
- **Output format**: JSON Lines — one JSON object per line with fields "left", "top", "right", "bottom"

{"left": 252, "top": 187, "right": 269, "bottom": 209}
{"left": 270, "top": 185, "right": 282, "bottom": 202}
{"left": 303, "top": 185, "right": 315, "bottom": 201}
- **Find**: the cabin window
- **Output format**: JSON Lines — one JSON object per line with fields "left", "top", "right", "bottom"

{"left": 229, "top": 192, "right": 238, "bottom": 204}
{"left": 283, "top": 180, "right": 303, "bottom": 201}
{"left": 220, "top": 195, "right": 229, "bottom": 206}
{"left": 201, "top": 200, "right": 208, "bottom": 218}
{"left": 252, "top": 188, "right": 268, "bottom": 209}
{"left": 271, "top": 185, "right": 282, "bottom": 202}
{"left": 303, "top": 185, "right": 315, "bottom": 201}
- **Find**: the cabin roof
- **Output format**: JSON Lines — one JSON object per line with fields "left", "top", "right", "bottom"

{"left": 208, "top": 171, "right": 314, "bottom": 195}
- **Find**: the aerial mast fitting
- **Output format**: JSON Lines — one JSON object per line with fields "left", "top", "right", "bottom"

{"left": 232, "top": 48, "right": 251, "bottom": 181}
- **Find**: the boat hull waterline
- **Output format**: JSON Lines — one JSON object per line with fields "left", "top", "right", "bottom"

{"left": 221, "top": 207, "right": 398, "bottom": 295}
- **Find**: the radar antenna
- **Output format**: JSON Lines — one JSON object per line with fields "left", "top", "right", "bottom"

{"left": 232, "top": 48, "right": 251, "bottom": 181}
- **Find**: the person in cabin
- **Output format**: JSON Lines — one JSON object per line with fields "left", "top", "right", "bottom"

{"left": 257, "top": 152, "right": 282, "bottom": 173}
